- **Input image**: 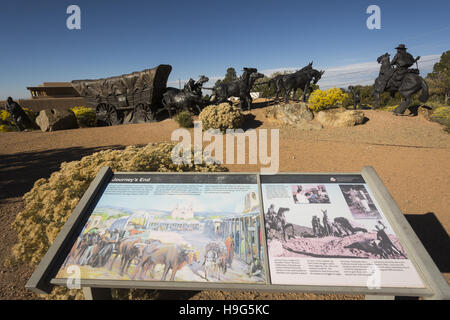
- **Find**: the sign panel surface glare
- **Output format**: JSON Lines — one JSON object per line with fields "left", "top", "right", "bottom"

{"left": 56, "top": 174, "right": 266, "bottom": 284}
{"left": 261, "top": 175, "right": 424, "bottom": 289}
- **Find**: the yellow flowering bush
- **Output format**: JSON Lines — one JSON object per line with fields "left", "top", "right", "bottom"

{"left": 0, "top": 109, "right": 14, "bottom": 132}
{"left": 70, "top": 106, "right": 97, "bottom": 127}
{"left": 0, "top": 124, "right": 15, "bottom": 132}
{"left": 0, "top": 109, "right": 11, "bottom": 122}
{"left": 199, "top": 103, "right": 245, "bottom": 132}
{"left": 9, "top": 142, "right": 227, "bottom": 299}
{"left": 308, "top": 88, "right": 349, "bottom": 111}
{"left": 0, "top": 107, "right": 36, "bottom": 132}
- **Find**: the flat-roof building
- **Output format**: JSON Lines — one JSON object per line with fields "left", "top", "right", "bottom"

{"left": 26, "top": 82, "right": 80, "bottom": 99}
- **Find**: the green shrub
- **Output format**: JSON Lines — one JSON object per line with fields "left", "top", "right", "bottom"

{"left": 431, "top": 106, "right": 450, "bottom": 133}
{"left": 174, "top": 110, "right": 194, "bottom": 128}
{"left": 70, "top": 106, "right": 97, "bottom": 127}
{"left": 380, "top": 105, "right": 398, "bottom": 112}
{"left": 23, "top": 107, "right": 36, "bottom": 124}
{"left": 0, "top": 124, "right": 16, "bottom": 132}
{"left": 198, "top": 103, "right": 245, "bottom": 132}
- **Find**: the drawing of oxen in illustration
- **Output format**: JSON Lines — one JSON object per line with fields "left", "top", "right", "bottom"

{"left": 108, "top": 237, "right": 142, "bottom": 277}
{"left": 132, "top": 241, "right": 197, "bottom": 281}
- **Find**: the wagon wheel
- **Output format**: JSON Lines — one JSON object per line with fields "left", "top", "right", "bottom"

{"left": 96, "top": 103, "right": 120, "bottom": 126}
{"left": 133, "top": 103, "right": 155, "bottom": 123}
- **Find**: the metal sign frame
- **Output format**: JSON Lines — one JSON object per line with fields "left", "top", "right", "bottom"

{"left": 26, "top": 166, "right": 449, "bottom": 299}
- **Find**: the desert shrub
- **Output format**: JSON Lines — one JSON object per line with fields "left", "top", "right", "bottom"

{"left": 308, "top": 88, "right": 348, "bottom": 111}
{"left": 0, "top": 110, "right": 15, "bottom": 132}
{"left": 0, "top": 124, "right": 16, "bottom": 132}
{"left": 174, "top": 110, "right": 194, "bottom": 128}
{"left": 198, "top": 103, "right": 245, "bottom": 132}
{"left": 341, "top": 94, "right": 353, "bottom": 109}
{"left": 70, "top": 106, "right": 97, "bottom": 127}
{"left": 23, "top": 107, "right": 36, "bottom": 123}
{"left": 431, "top": 106, "right": 450, "bottom": 133}
{"left": 8, "top": 143, "right": 226, "bottom": 299}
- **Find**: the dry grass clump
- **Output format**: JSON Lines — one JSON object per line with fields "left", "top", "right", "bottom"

{"left": 9, "top": 142, "right": 226, "bottom": 299}
{"left": 199, "top": 103, "right": 245, "bottom": 132}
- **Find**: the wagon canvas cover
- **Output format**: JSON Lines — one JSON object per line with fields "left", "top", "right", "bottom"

{"left": 71, "top": 64, "right": 172, "bottom": 109}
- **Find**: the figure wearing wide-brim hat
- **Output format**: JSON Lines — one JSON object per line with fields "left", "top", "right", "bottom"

{"left": 391, "top": 44, "right": 417, "bottom": 69}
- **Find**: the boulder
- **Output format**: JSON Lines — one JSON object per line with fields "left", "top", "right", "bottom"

{"left": 418, "top": 106, "right": 432, "bottom": 121}
{"left": 265, "top": 103, "right": 321, "bottom": 130}
{"left": 35, "top": 109, "right": 79, "bottom": 132}
{"left": 317, "top": 109, "right": 365, "bottom": 128}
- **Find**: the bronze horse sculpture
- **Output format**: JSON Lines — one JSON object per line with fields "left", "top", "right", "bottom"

{"left": 161, "top": 75, "right": 209, "bottom": 117}
{"left": 373, "top": 53, "right": 429, "bottom": 115}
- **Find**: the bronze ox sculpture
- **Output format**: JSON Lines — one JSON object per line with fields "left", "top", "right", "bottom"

{"left": 210, "top": 68, "right": 264, "bottom": 110}
{"left": 268, "top": 62, "right": 325, "bottom": 103}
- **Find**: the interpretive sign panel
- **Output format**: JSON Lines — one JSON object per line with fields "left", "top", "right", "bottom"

{"left": 55, "top": 173, "right": 267, "bottom": 284}
{"left": 27, "top": 167, "right": 449, "bottom": 299}
{"left": 260, "top": 174, "right": 425, "bottom": 289}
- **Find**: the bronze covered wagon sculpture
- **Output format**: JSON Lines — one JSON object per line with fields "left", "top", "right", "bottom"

{"left": 71, "top": 64, "right": 172, "bottom": 126}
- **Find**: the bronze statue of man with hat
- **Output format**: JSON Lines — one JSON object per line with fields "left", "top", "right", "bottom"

{"left": 373, "top": 44, "right": 429, "bottom": 114}
{"left": 376, "top": 44, "right": 421, "bottom": 94}
{"left": 390, "top": 44, "right": 421, "bottom": 86}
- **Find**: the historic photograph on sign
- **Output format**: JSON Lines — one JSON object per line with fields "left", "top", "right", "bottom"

{"left": 291, "top": 185, "right": 330, "bottom": 204}
{"left": 262, "top": 182, "right": 424, "bottom": 288}
{"left": 339, "top": 185, "right": 381, "bottom": 219}
{"left": 56, "top": 182, "right": 265, "bottom": 284}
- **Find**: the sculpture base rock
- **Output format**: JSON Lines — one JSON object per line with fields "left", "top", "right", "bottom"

{"left": 265, "top": 103, "right": 322, "bottom": 130}
{"left": 317, "top": 108, "right": 365, "bottom": 128}
{"left": 35, "top": 109, "right": 79, "bottom": 132}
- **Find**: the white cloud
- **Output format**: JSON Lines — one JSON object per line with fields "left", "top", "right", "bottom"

{"left": 131, "top": 54, "right": 444, "bottom": 99}
{"left": 260, "top": 54, "right": 441, "bottom": 89}
{"left": 173, "top": 54, "right": 440, "bottom": 94}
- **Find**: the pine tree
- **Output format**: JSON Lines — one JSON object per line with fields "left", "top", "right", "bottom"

{"left": 427, "top": 51, "right": 450, "bottom": 104}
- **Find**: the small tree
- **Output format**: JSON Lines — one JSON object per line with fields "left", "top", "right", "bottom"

{"left": 427, "top": 51, "right": 450, "bottom": 104}
{"left": 223, "top": 67, "right": 238, "bottom": 84}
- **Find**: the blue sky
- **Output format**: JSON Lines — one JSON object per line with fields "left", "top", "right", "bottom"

{"left": 1, "top": 0, "right": 449, "bottom": 99}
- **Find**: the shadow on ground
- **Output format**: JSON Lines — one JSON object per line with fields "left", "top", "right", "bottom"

{"left": 0, "top": 145, "right": 123, "bottom": 200}
{"left": 242, "top": 114, "right": 263, "bottom": 130}
{"left": 404, "top": 213, "right": 450, "bottom": 274}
